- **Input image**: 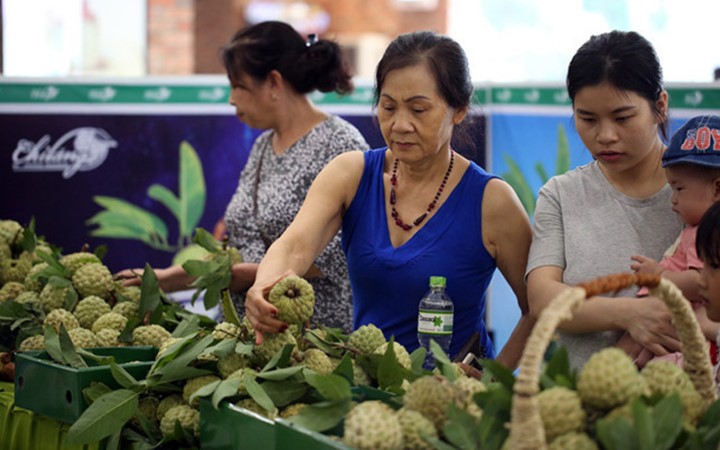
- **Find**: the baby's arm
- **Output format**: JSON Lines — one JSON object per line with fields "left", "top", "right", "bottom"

{"left": 630, "top": 255, "right": 664, "bottom": 275}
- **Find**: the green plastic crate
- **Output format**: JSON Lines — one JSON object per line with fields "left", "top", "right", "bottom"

{"left": 14, "top": 346, "right": 157, "bottom": 424}
{"left": 275, "top": 418, "right": 353, "bottom": 450}
{"left": 200, "top": 399, "right": 275, "bottom": 450}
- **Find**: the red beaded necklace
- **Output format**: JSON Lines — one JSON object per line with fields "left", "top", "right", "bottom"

{"left": 389, "top": 150, "right": 454, "bottom": 231}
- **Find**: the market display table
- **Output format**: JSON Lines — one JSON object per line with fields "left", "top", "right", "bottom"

{"left": 0, "top": 382, "right": 101, "bottom": 450}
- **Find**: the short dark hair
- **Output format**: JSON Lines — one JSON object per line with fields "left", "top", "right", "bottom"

{"left": 373, "top": 31, "right": 478, "bottom": 153}
{"left": 566, "top": 30, "right": 668, "bottom": 140}
{"left": 221, "top": 21, "right": 353, "bottom": 95}
{"left": 373, "top": 30, "right": 473, "bottom": 110}
{"left": 697, "top": 201, "right": 720, "bottom": 268}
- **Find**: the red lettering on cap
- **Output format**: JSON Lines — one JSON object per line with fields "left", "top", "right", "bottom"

{"left": 681, "top": 135, "right": 696, "bottom": 150}
{"left": 696, "top": 127, "right": 711, "bottom": 150}
{"left": 712, "top": 129, "right": 720, "bottom": 150}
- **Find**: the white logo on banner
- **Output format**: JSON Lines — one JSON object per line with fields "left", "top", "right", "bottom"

{"left": 11, "top": 127, "right": 118, "bottom": 179}
{"left": 199, "top": 87, "right": 225, "bottom": 101}
{"left": 88, "top": 87, "right": 117, "bottom": 102}
{"left": 30, "top": 86, "right": 59, "bottom": 101}
{"left": 144, "top": 87, "right": 171, "bottom": 101}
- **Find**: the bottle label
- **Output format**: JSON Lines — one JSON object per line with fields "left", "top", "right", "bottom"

{"left": 418, "top": 310, "right": 453, "bottom": 335}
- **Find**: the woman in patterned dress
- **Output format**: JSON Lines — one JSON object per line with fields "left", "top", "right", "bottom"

{"left": 118, "top": 21, "right": 369, "bottom": 332}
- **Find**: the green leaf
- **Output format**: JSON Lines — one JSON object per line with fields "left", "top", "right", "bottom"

{"left": 261, "top": 379, "right": 308, "bottom": 408}
{"left": 138, "top": 264, "right": 161, "bottom": 320}
{"left": 479, "top": 359, "right": 515, "bottom": 390}
{"left": 58, "top": 324, "right": 87, "bottom": 368}
{"left": 377, "top": 338, "right": 405, "bottom": 389}
{"left": 109, "top": 362, "right": 142, "bottom": 390}
{"left": 443, "top": 403, "right": 479, "bottom": 450}
{"left": 262, "top": 343, "right": 295, "bottom": 371}
{"left": 192, "top": 228, "right": 222, "bottom": 253}
{"left": 256, "top": 366, "right": 305, "bottom": 381}
{"left": 44, "top": 325, "right": 64, "bottom": 365}
{"left": 542, "top": 346, "right": 573, "bottom": 387}
{"left": 245, "top": 374, "right": 276, "bottom": 413}
{"left": 632, "top": 399, "right": 654, "bottom": 450}
{"left": 149, "top": 334, "right": 214, "bottom": 385}
{"left": 556, "top": 123, "right": 571, "bottom": 175}
{"left": 212, "top": 378, "right": 242, "bottom": 409}
{"left": 65, "top": 389, "right": 139, "bottom": 444}
{"left": 597, "top": 416, "right": 639, "bottom": 450}
{"left": 332, "top": 353, "right": 355, "bottom": 385}
{"left": 652, "top": 395, "right": 683, "bottom": 450}
{"left": 189, "top": 379, "right": 221, "bottom": 406}
{"left": 304, "top": 370, "right": 352, "bottom": 402}
{"left": 82, "top": 382, "right": 113, "bottom": 403}
{"left": 288, "top": 399, "right": 351, "bottom": 432}
{"left": 422, "top": 436, "right": 459, "bottom": 450}
{"left": 430, "top": 339, "right": 457, "bottom": 381}
{"left": 410, "top": 346, "right": 427, "bottom": 373}
{"left": 178, "top": 141, "right": 206, "bottom": 237}
{"left": 147, "top": 184, "right": 181, "bottom": 224}
{"left": 221, "top": 290, "right": 243, "bottom": 328}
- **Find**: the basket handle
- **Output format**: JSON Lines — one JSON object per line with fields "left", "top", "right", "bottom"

{"left": 507, "top": 273, "right": 717, "bottom": 450}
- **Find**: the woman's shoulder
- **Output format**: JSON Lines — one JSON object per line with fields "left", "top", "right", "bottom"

{"left": 316, "top": 115, "right": 369, "bottom": 149}
{"left": 540, "top": 161, "right": 600, "bottom": 192}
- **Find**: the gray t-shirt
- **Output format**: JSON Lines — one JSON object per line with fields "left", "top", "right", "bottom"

{"left": 526, "top": 161, "right": 683, "bottom": 368}
{"left": 224, "top": 115, "right": 369, "bottom": 332}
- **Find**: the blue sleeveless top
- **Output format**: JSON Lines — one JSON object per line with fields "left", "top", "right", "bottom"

{"left": 341, "top": 148, "right": 498, "bottom": 358}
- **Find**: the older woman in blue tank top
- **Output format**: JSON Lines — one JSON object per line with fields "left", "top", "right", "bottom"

{"left": 244, "top": 31, "right": 534, "bottom": 370}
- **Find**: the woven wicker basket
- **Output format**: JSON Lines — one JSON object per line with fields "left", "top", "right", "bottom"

{"left": 507, "top": 273, "right": 717, "bottom": 450}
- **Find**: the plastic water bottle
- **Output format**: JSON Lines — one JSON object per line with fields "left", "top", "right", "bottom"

{"left": 417, "top": 276, "right": 454, "bottom": 370}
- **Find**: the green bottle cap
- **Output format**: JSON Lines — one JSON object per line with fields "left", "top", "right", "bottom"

{"left": 429, "top": 276, "right": 446, "bottom": 288}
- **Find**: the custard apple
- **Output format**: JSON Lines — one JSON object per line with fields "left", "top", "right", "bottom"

{"left": 156, "top": 394, "right": 185, "bottom": 421}
{"left": 91, "top": 312, "right": 128, "bottom": 334}
{"left": 73, "top": 295, "right": 111, "bottom": 329}
{"left": 182, "top": 375, "right": 221, "bottom": 407}
{"left": 23, "top": 262, "right": 49, "bottom": 292}
{"left": 95, "top": 328, "right": 123, "bottom": 347}
{"left": 132, "top": 325, "right": 172, "bottom": 348}
{"left": 373, "top": 341, "right": 412, "bottom": 369}
{"left": 159, "top": 404, "right": 199, "bottom": 439}
{"left": 548, "top": 431, "right": 598, "bottom": 450}
{"left": 0, "top": 220, "right": 23, "bottom": 245}
{"left": 252, "top": 329, "right": 297, "bottom": 366}
{"left": 40, "top": 282, "right": 73, "bottom": 313}
{"left": 67, "top": 327, "right": 100, "bottom": 348}
{"left": 133, "top": 395, "right": 160, "bottom": 427}
{"left": 14, "top": 291, "right": 40, "bottom": 307}
{"left": 72, "top": 263, "right": 115, "bottom": 300}
{"left": 301, "top": 348, "right": 334, "bottom": 374}
{"left": 279, "top": 402, "right": 307, "bottom": 418}
{"left": 226, "top": 367, "right": 257, "bottom": 395}
{"left": 217, "top": 352, "right": 248, "bottom": 378}
{"left": 397, "top": 407, "right": 437, "bottom": 450}
{"left": 212, "top": 321, "right": 241, "bottom": 340}
{"left": 1, "top": 257, "right": 32, "bottom": 284}
{"left": 112, "top": 301, "right": 139, "bottom": 320}
{"left": 348, "top": 324, "right": 386, "bottom": 354}
{"left": 18, "top": 335, "right": 45, "bottom": 351}
{"left": 538, "top": 386, "right": 585, "bottom": 441}
{"left": 235, "top": 397, "right": 277, "bottom": 418}
{"left": 44, "top": 308, "right": 80, "bottom": 333}
{"left": 403, "top": 375, "right": 466, "bottom": 431}
{"left": 577, "top": 348, "right": 642, "bottom": 410}
{"left": 0, "top": 281, "right": 25, "bottom": 302}
{"left": 268, "top": 275, "right": 315, "bottom": 324}
{"left": 59, "top": 252, "right": 101, "bottom": 276}
{"left": 344, "top": 400, "right": 403, "bottom": 450}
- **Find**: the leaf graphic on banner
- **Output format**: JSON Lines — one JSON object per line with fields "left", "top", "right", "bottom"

{"left": 501, "top": 154, "right": 535, "bottom": 216}
{"left": 179, "top": 141, "right": 206, "bottom": 238}
{"left": 87, "top": 199, "right": 169, "bottom": 243}
{"left": 555, "top": 123, "right": 570, "bottom": 176}
{"left": 148, "top": 184, "right": 181, "bottom": 224}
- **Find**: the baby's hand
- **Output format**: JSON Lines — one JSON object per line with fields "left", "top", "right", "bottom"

{"left": 630, "top": 255, "right": 664, "bottom": 275}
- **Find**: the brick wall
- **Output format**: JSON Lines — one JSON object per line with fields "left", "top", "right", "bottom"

{"left": 147, "top": 0, "right": 447, "bottom": 75}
